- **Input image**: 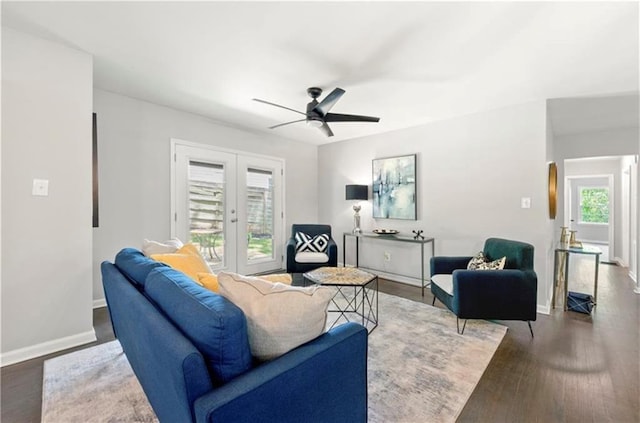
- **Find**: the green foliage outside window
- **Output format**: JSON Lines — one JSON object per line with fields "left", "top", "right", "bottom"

{"left": 580, "top": 187, "right": 609, "bottom": 223}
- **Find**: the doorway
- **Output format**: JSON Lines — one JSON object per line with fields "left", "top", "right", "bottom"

{"left": 565, "top": 174, "right": 613, "bottom": 262}
{"left": 171, "top": 140, "right": 284, "bottom": 275}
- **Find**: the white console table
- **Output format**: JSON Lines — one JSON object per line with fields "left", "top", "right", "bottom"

{"left": 342, "top": 232, "right": 435, "bottom": 297}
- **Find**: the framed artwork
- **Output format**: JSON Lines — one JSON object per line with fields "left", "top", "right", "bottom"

{"left": 372, "top": 154, "right": 417, "bottom": 220}
{"left": 92, "top": 113, "right": 99, "bottom": 228}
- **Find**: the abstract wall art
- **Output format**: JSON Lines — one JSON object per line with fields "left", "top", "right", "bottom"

{"left": 372, "top": 154, "right": 417, "bottom": 220}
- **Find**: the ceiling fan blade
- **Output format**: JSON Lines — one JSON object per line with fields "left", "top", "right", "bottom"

{"left": 313, "top": 88, "right": 345, "bottom": 116}
{"left": 318, "top": 122, "right": 334, "bottom": 137}
{"left": 253, "top": 98, "right": 307, "bottom": 116}
{"left": 324, "top": 113, "right": 380, "bottom": 123}
{"left": 269, "top": 119, "right": 307, "bottom": 129}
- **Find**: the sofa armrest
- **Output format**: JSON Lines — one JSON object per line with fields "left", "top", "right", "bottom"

{"left": 194, "top": 322, "right": 368, "bottom": 423}
{"left": 327, "top": 238, "right": 338, "bottom": 266}
{"left": 285, "top": 237, "right": 297, "bottom": 271}
{"left": 451, "top": 269, "right": 537, "bottom": 321}
{"left": 430, "top": 256, "right": 473, "bottom": 275}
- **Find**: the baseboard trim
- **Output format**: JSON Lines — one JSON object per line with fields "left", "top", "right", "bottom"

{"left": 93, "top": 298, "right": 107, "bottom": 309}
{"left": 537, "top": 304, "right": 551, "bottom": 315}
{"left": 0, "top": 329, "right": 97, "bottom": 367}
{"left": 356, "top": 266, "right": 423, "bottom": 287}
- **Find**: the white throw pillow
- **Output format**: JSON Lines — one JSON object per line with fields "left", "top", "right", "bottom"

{"left": 217, "top": 272, "right": 334, "bottom": 361}
{"left": 142, "top": 238, "right": 184, "bottom": 256}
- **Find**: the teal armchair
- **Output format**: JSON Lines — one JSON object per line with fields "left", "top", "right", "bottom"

{"left": 430, "top": 238, "right": 537, "bottom": 337}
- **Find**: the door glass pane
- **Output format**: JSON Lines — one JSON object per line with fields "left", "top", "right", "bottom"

{"left": 246, "top": 167, "right": 274, "bottom": 262}
{"left": 189, "top": 161, "right": 225, "bottom": 268}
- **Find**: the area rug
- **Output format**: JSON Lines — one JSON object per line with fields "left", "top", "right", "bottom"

{"left": 42, "top": 292, "right": 507, "bottom": 423}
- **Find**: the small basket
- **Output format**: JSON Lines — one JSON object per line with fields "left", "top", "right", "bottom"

{"left": 567, "top": 291, "right": 594, "bottom": 315}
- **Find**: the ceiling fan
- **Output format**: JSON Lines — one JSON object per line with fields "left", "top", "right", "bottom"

{"left": 253, "top": 87, "right": 380, "bottom": 137}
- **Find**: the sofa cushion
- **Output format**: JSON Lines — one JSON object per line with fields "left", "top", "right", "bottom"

{"left": 431, "top": 274, "right": 453, "bottom": 296}
{"left": 217, "top": 272, "right": 334, "bottom": 361}
{"left": 115, "top": 248, "right": 168, "bottom": 289}
{"left": 145, "top": 267, "right": 253, "bottom": 386}
{"left": 151, "top": 243, "right": 211, "bottom": 283}
{"left": 295, "top": 251, "right": 330, "bottom": 263}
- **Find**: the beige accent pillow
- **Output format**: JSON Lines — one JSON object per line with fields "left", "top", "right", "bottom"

{"left": 197, "top": 273, "right": 292, "bottom": 293}
{"left": 260, "top": 273, "right": 292, "bottom": 285}
{"left": 142, "top": 238, "right": 184, "bottom": 256}
{"left": 217, "top": 272, "right": 334, "bottom": 361}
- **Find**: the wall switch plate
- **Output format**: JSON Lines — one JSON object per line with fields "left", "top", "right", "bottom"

{"left": 521, "top": 197, "right": 531, "bottom": 209}
{"left": 32, "top": 179, "right": 49, "bottom": 196}
{"left": 384, "top": 251, "right": 391, "bottom": 262}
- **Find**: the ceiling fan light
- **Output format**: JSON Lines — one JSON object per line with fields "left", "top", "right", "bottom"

{"left": 307, "top": 119, "right": 323, "bottom": 128}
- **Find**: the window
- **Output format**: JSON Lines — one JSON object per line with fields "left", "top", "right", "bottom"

{"left": 579, "top": 187, "right": 609, "bottom": 224}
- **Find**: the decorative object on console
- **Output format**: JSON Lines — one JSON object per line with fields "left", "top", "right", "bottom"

{"left": 372, "top": 229, "right": 399, "bottom": 235}
{"left": 559, "top": 226, "right": 569, "bottom": 244}
{"left": 372, "top": 154, "right": 417, "bottom": 220}
{"left": 412, "top": 230, "right": 424, "bottom": 240}
{"left": 569, "top": 230, "right": 582, "bottom": 248}
{"left": 346, "top": 184, "right": 369, "bottom": 234}
{"left": 548, "top": 162, "right": 557, "bottom": 219}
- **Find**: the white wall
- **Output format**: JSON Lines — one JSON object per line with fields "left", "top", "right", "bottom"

{"left": 318, "top": 101, "right": 553, "bottom": 311}
{"left": 92, "top": 89, "right": 318, "bottom": 303}
{"left": 1, "top": 28, "right": 95, "bottom": 365}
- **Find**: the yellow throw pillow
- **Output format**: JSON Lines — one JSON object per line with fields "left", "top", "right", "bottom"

{"left": 197, "top": 273, "right": 219, "bottom": 292}
{"left": 151, "top": 244, "right": 211, "bottom": 283}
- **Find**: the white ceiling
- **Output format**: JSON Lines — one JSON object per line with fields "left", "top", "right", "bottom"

{"left": 3, "top": 1, "right": 638, "bottom": 145}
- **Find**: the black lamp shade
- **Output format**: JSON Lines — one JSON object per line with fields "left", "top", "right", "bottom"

{"left": 346, "top": 184, "right": 368, "bottom": 201}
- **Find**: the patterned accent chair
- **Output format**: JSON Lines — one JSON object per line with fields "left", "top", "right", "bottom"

{"left": 286, "top": 224, "right": 337, "bottom": 274}
{"left": 430, "top": 238, "right": 538, "bottom": 337}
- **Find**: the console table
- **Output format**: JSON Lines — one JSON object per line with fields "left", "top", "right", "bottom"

{"left": 343, "top": 232, "right": 435, "bottom": 297}
{"left": 552, "top": 244, "right": 602, "bottom": 311}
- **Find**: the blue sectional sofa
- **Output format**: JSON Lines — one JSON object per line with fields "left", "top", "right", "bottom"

{"left": 101, "top": 248, "right": 368, "bottom": 423}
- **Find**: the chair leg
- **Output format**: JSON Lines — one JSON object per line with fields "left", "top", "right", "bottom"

{"left": 431, "top": 296, "right": 436, "bottom": 306}
{"left": 456, "top": 318, "right": 467, "bottom": 335}
{"left": 527, "top": 321, "right": 534, "bottom": 338}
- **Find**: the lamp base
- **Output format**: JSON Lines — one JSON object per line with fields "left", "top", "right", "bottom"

{"left": 352, "top": 208, "right": 362, "bottom": 234}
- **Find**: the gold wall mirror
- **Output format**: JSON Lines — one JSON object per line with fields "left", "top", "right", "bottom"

{"left": 548, "top": 162, "right": 557, "bottom": 219}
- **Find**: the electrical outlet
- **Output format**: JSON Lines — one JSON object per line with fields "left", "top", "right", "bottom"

{"left": 384, "top": 251, "right": 391, "bottom": 262}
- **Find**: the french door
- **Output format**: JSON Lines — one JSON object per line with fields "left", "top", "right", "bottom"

{"left": 172, "top": 141, "right": 284, "bottom": 275}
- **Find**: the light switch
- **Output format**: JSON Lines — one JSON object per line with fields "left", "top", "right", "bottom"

{"left": 32, "top": 179, "right": 49, "bottom": 196}
{"left": 521, "top": 197, "right": 531, "bottom": 209}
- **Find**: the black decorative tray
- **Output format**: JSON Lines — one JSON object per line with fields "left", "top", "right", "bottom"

{"left": 373, "top": 229, "right": 399, "bottom": 235}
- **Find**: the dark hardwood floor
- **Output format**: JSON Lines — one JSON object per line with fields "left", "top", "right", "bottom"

{"left": 2, "top": 259, "right": 638, "bottom": 422}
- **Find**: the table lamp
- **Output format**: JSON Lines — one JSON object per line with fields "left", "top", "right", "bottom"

{"left": 345, "top": 184, "right": 368, "bottom": 234}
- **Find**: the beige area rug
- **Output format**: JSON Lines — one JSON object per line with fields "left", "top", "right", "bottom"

{"left": 42, "top": 292, "right": 507, "bottom": 423}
